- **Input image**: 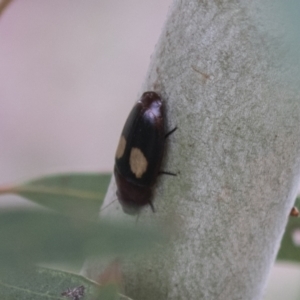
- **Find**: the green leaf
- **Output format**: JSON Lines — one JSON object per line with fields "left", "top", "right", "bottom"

{"left": 0, "top": 267, "right": 134, "bottom": 299}
{"left": 0, "top": 267, "right": 100, "bottom": 300}
{"left": 95, "top": 284, "right": 119, "bottom": 300}
{"left": 1, "top": 173, "right": 111, "bottom": 220}
{"left": 277, "top": 197, "right": 300, "bottom": 263}
{"left": 0, "top": 209, "right": 164, "bottom": 271}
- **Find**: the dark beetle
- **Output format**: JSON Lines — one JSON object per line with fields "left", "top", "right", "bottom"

{"left": 114, "top": 91, "right": 176, "bottom": 215}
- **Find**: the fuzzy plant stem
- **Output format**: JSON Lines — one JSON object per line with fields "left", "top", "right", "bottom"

{"left": 82, "top": 0, "right": 300, "bottom": 299}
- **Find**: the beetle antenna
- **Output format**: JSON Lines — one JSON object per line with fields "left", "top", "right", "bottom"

{"left": 159, "top": 171, "right": 177, "bottom": 176}
{"left": 165, "top": 126, "right": 177, "bottom": 138}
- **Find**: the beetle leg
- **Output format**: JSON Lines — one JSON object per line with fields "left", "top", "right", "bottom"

{"left": 99, "top": 199, "right": 117, "bottom": 212}
{"left": 158, "top": 171, "right": 177, "bottom": 176}
{"left": 165, "top": 126, "right": 177, "bottom": 138}
{"left": 149, "top": 201, "right": 156, "bottom": 213}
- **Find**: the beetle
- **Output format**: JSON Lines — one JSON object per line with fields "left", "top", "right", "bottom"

{"left": 114, "top": 91, "right": 176, "bottom": 215}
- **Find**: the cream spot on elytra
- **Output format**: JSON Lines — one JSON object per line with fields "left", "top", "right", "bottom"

{"left": 130, "top": 148, "right": 148, "bottom": 178}
{"left": 115, "top": 136, "right": 126, "bottom": 159}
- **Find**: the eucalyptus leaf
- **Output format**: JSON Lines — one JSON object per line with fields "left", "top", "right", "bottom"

{"left": 0, "top": 266, "right": 132, "bottom": 299}
{"left": 4, "top": 173, "right": 111, "bottom": 220}
{"left": 0, "top": 267, "right": 100, "bottom": 300}
{"left": 277, "top": 197, "right": 300, "bottom": 263}
{"left": 95, "top": 284, "right": 120, "bottom": 300}
{"left": 0, "top": 210, "right": 164, "bottom": 271}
